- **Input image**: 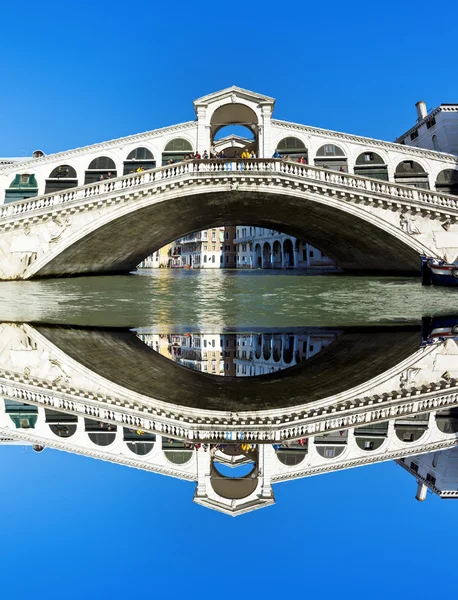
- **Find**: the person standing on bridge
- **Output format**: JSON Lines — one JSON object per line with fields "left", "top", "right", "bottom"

{"left": 272, "top": 150, "right": 281, "bottom": 159}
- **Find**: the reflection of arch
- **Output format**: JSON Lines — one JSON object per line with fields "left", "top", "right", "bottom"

{"left": 276, "top": 137, "right": 307, "bottom": 160}
{"left": 436, "top": 169, "right": 458, "bottom": 195}
{"left": 272, "top": 335, "right": 282, "bottom": 362}
{"left": 395, "top": 415, "right": 428, "bottom": 442}
{"left": 254, "top": 243, "right": 262, "bottom": 268}
{"left": 435, "top": 408, "right": 458, "bottom": 434}
{"left": 45, "top": 165, "right": 78, "bottom": 194}
{"left": 123, "top": 147, "right": 156, "bottom": 175}
{"left": 254, "top": 334, "right": 262, "bottom": 359}
{"left": 394, "top": 161, "right": 429, "bottom": 189}
{"left": 162, "top": 138, "right": 193, "bottom": 166}
{"left": 46, "top": 408, "right": 78, "bottom": 438}
{"left": 283, "top": 238, "right": 295, "bottom": 267}
{"left": 4, "top": 399, "right": 38, "bottom": 429}
{"left": 262, "top": 242, "right": 271, "bottom": 268}
{"left": 272, "top": 240, "right": 282, "bottom": 268}
{"left": 162, "top": 438, "right": 193, "bottom": 464}
{"left": 84, "top": 157, "right": 117, "bottom": 184}
{"left": 124, "top": 427, "right": 156, "bottom": 455}
{"left": 283, "top": 336, "right": 294, "bottom": 364}
{"left": 263, "top": 334, "right": 272, "bottom": 361}
{"left": 354, "top": 152, "right": 388, "bottom": 181}
{"left": 355, "top": 422, "right": 388, "bottom": 450}
{"left": 316, "top": 446, "right": 345, "bottom": 459}
{"left": 275, "top": 442, "right": 307, "bottom": 466}
{"left": 85, "top": 418, "right": 116, "bottom": 446}
{"left": 210, "top": 461, "right": 258, "bottom": 500}
{"left": 315, "top": 144, "right": 347, "bottom": 171}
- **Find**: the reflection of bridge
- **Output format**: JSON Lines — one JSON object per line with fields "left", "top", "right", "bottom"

{"left": 1, "top": 86, "right": 458, "bottom": 279}
{"left": 1, "top": 323, "right": 458, "bottom": 514}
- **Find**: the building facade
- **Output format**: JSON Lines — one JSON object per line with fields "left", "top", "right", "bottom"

{"left": 168, "top": 226, "right": 237, "bottom": 269}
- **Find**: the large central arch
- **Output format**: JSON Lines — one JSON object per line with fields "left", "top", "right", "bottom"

{"left": 27, "top": 183, "right": 426, "bottom": 278}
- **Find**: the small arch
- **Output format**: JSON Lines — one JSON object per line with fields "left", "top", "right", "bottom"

{"left": 45, "top": 165, "right": 78, "bottom": 194}
{"left": 354, "top": 151, "right": 388, "bottom": 181}
{"left": 263, "top": 334, "right": 272, "bottom": 361}
{"left": 254, "top": 243, "right": 262, "bottom": 268}
{"left": 210, "top": 103, "right": 259, "bottom": 153}
{"left": 162, "top": 138, "right": 193, "bottom": 166}
{"left": 46, "top": 407, "right": 78, "bottom": 438}
{"left": 5, "top": 174, "right": 38, "bottom": 203}
{"left": 275, "top": 441, "right": 308, "bottom": 466}
{"left": 395, "top": 414, "right": 428, "bottom": 442}
{"left": 272, "top": 335, "right": 282, "bottom": 362}
{"left": 316, "top": 445, "right": 345, "bottom": 459}
{"left": 435, "top": 408, "right": 458, "bottom": 434}
{"left": 272, "top": 240, "right": 282, "bottom": 268}
{"left": 276, "top": 137, "right": 308, "bottom": 161}
{"left": 210, "top": 460, "right": 258, "bottom": 500}
{"left": 394, "top": 160, "right": 429, "bottom": 189}
{"left": 436, "top": 169, "right": 458, "bottom": 195}
{"left": 84, "top": 157, "right": 117, "bottom": 184}
{"left": 123, "top": 427, "right": 156, "bottom": 455}
{"left": 283, "top": 238, "right": 295, "bottom": 267}
{"left": 85, "top": 418, "right": 116, "bottom": 446}
{"left": 262, "top": 242, "right": 271, "bottom": 268}
{"left": 354, "top": 422, "right": 388, "bottom": 451}
{"left": 162, "top": 438, "right": 193, "bottom": 464}
{"left": 315, "top": 144, "right": 347, "bottom": 171}
{"left": 123, "top": 147, "right": 156, "bottom": 175}
{"left": 283, "top": 335, "right": 295, "bottom": 364}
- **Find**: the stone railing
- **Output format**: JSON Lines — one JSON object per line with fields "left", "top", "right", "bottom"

{"left": 2, "top": 159, "right": 458, "bottom": 222}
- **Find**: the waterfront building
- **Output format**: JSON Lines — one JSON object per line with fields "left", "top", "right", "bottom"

{"left": 169, "top": 226, "right": 236, "bottom": 269}
{"left": 138, "top": 243, "right": 172, "bottom": 268}
{"left": 233, "top": 226, "right": 335, "bottom": 269}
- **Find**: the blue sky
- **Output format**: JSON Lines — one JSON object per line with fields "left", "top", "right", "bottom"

{"left": 1, "top": 1, "right": 458, "bottom": 597}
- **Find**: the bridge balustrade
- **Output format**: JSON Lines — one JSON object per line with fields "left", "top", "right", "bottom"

{"left": 2, "top": 159, "right": 458, "bottom": 223}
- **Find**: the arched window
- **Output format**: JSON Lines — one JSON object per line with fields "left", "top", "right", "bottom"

{"left": 275, "top": 445, "right": 307, "bottom": 466}
{"left": 315, "top": 144, "right": 347, "bottom": 171}
{"left": 46, "top": 408, "right": 77, "bottom": 438}
{"left": 432, "top": 135, "right": 440, "bottom": 151}
{"left": 283, "top": 238, "right": 295, "bottom": 267}
{"left": 84, "top": 157, "right": 117, "bottom": 184}
{"left": 45, "top": 165, "right": 78, "bottom": 194}
{"left": 162, "top": 438, "right": 193, "bottom": 464}
{"left": 435, "top": 408, "right": 458, "bottom": 434}
{"left": 162, "top": 138, "right": 193, "bottom": 166}
{"left": 124, "top": 428, "right": 156, "bottom": 455}
{"left": 355, "top": 422, "right": 388, "bottom": 451}
{"left": 276, "top": 137, "right": 308, "bottom": 161}
{"left": 394, "top": 160, "right": 429, "bottom": 189}
{"left": 5, "top": 174, "right": 38, "bottom": 203}
{"left": 395, "top": 414, "right": 428, "bottom": 442}
{"left": 436, "top": 169, "right": 458, "bottom": 195}
{"left": 123, "top": 147, "right": 156, "bottom": 175}
{"left": 354, "top": 152, "right": 388, "bottom": 181}
{"left": 85, "top": 418, "right": 116, "bottom": 446}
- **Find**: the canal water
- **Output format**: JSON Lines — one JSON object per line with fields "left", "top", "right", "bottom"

{"left": 0, "top": 269, "right": 456, "bottom": 328}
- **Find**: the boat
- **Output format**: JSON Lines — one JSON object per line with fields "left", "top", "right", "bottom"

{"left": 421, "top": 256, "right": 458, "bottom": 287}
{"left": 421, "top": 315, "right": 458, "bottom": 345}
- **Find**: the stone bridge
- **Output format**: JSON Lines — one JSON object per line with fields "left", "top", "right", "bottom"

{"left": 1, "top": 323, "right": 458, "bottom": 515}
{"left": 1, "top": 86, "right": 458, "bottom": 280}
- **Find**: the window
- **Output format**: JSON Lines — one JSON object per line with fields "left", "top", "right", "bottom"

{"left": 226, "top": 255, "right": 229, "bottom": 262}
{"left": 203, "top": 244, "right": 207, "bottom": 250}
{"left": 226, "top": 232, "right": 229, "bottom": 239}
{"left": 204, "top": 340, "right": 207, "bottom": 348}
{"left": 242, "top": 243, "right": 247, "bottom": 252}
{"left": 410, "top": 462, "right": 418, "bottom": 472}
{"left": 309, "top": 251, "right": 314, "bottom": 257}
{"left": 212, "top": 245, "right": 215, "bottom": 251}
{"left": 426, "top": 473, "right": 436, "bottom": 485}
{"left": 225, "top": 351, "right": 230, "bottom": 357}
{"left": 302, "top": 250, "right": 307, "bottom": 260}
{"left": 309, "top": 345, "right": 314, "bottom": 352}
{"left": 364, "top": 152, "right": 373, "bottom": 162}
{"left": 212, "top": 232, "right": 216, "bottom": 241}
{"left": 324, "top": 448, "right": 335, "bottom": 458}
{"left": 203, "top": 231, "right": 208, "bottom": 239}
{"left": 204, "top": 255, "right": 207, "bottom": 263}
{"left": 364, "top": 441, "right": 374, "bottom": 450}
{"left": 426, "top": 117, "right": 436, "bottom": 129}
{"left": 410, "top": 130, "right": 419, "bottom": 140}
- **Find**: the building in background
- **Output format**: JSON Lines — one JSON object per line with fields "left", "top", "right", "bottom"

{"left": 168, "top": 226, "right": 237, "bottom": 269}
{"left": 234, "top": 226, "right": 335, "bottom": 269}
{"left": 138, "top": 243, "right": 172, "bottom": 268}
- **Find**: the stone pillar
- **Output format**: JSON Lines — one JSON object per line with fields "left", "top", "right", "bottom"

{"left": 195, "top": 105, "right": 210, "bottom": 155}
{"left": 260, "top": 103, "right": 273, "bottom": 158}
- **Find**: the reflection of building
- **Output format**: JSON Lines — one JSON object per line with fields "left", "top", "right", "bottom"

{"left": 234, "top": 331, "right": 338, "bottom": 376}
{"left": 234, "top": 226, "right": 335, "bottom": 269}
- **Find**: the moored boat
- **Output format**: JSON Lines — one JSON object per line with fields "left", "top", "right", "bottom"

{"left": 421, "top": 257, "right": 458, "bottom": 287}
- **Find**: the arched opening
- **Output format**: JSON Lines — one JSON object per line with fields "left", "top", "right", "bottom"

{"left": 4, "top": 399, "right": 38, "bottom": 429}
{"left": 272, "top": 335, "right": 282, "bottom": 362}
{"left": 123, "top": 427, "right": 156, "bottom": 455}
{"left": 435, "top": 408, "right": 458, "bottom": 434}
{"left": 45, "top": 165, "right": 78, "bottom": 194}
{"left": 315, "top": 430, "right": 348, "bottom": 458}
{"left": 276, "top": 137, "right": 308, "bottom": 162}
{"left": 45, "top": 408, "right": 78, "bottom": 438}
{"left": 394, "top": 161, "right": 429, "bottom": 189}
{"left": 254, "top": 334, "right": 262, "bottom": 359}
{"left": 254, "top": 243, "right": 262, "bottom": 268}
{"left": 162, "top": 438, "right": 193, "bottom": 464}
{"left": 210, "top": 459, "right": 258, "bottom": 500}
{"left": 5, "top": 174, "right": 38, "bottom": 203}
{"left": 85, "top": 418, "right": 117, "bottom": 446}
{"left": 123, "top": 147, "right": 156, "bottom": 175}
{"left": 355, "top": 422, "right": 388, "bottom": 450}
{"left": 315, "top": 144, "right": 347, "bottom": 171}
{"left": 262, "top": 242, "right": 272, "bottom": 268}
{"left": 436, "top": 169, "right": 458, "bottom": 195}
{"left": 210, "top": 104, "right": 259, "bottom": 156}
{"left": 272, "top": 240, "right": 282, "bottom": 268}
{"left": 354, "top": 152, "right": 388, "bottom": 181}
{"left": 283, "top": 238, "right": 295, "bottom": 267}
{"left": 263, "top": 334, "right": 272, "bottom": 361}
{"left": 283, "top": 336, "right": 295, "bottom": 364}
{"left": 275, "top": 440, "right": 308, "bottom": 466}
{"left": 84, "top": 157, "right": 117, "bottom": 184}
{"left": 213, "top": 131, "right": 254, "bottom": 158}
{"left": 162, "top": 138, "right": 193, "bottom": 166}
{"left": 395, "top": 414, "right": 428, "bottom": 442}
{"left": 213, "top": 461, "right": 256, "bottom": 478}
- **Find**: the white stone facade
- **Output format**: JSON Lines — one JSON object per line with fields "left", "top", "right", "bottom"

{"left": 170, "top": 227, "right": 236, "bottom": 269}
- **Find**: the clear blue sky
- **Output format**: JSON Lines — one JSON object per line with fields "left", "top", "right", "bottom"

{"left": 1, "top": 1, "right": 457, "bottom": 598}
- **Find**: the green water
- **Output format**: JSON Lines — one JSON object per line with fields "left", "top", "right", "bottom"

{"left": 0, "top": 269, "right": 456, "bottom": 328}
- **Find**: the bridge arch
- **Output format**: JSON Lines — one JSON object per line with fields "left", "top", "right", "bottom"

{"left": 354, "top": 151, "right": 389, "bottom": 180}
{"left": 84, "top": 156, "right": 117, "bottom": 184}
{"left": 394, "top": 160, "right": 429, "bottom": 189}
{"left": 123, "top": 147, "right": 156, "bottom": 174}
{"left": 24, "top": 180, "right": 434, "bottom": 279}
{"left": 436, "top": 168, "right": 458, "bottom": 195}
{"left": 162, "top": 138, "right": 193, "bottom": 165}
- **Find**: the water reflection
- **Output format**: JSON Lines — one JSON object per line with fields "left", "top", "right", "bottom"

{"left": 0, "top": 319, "right": 457, "bottom": 514}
